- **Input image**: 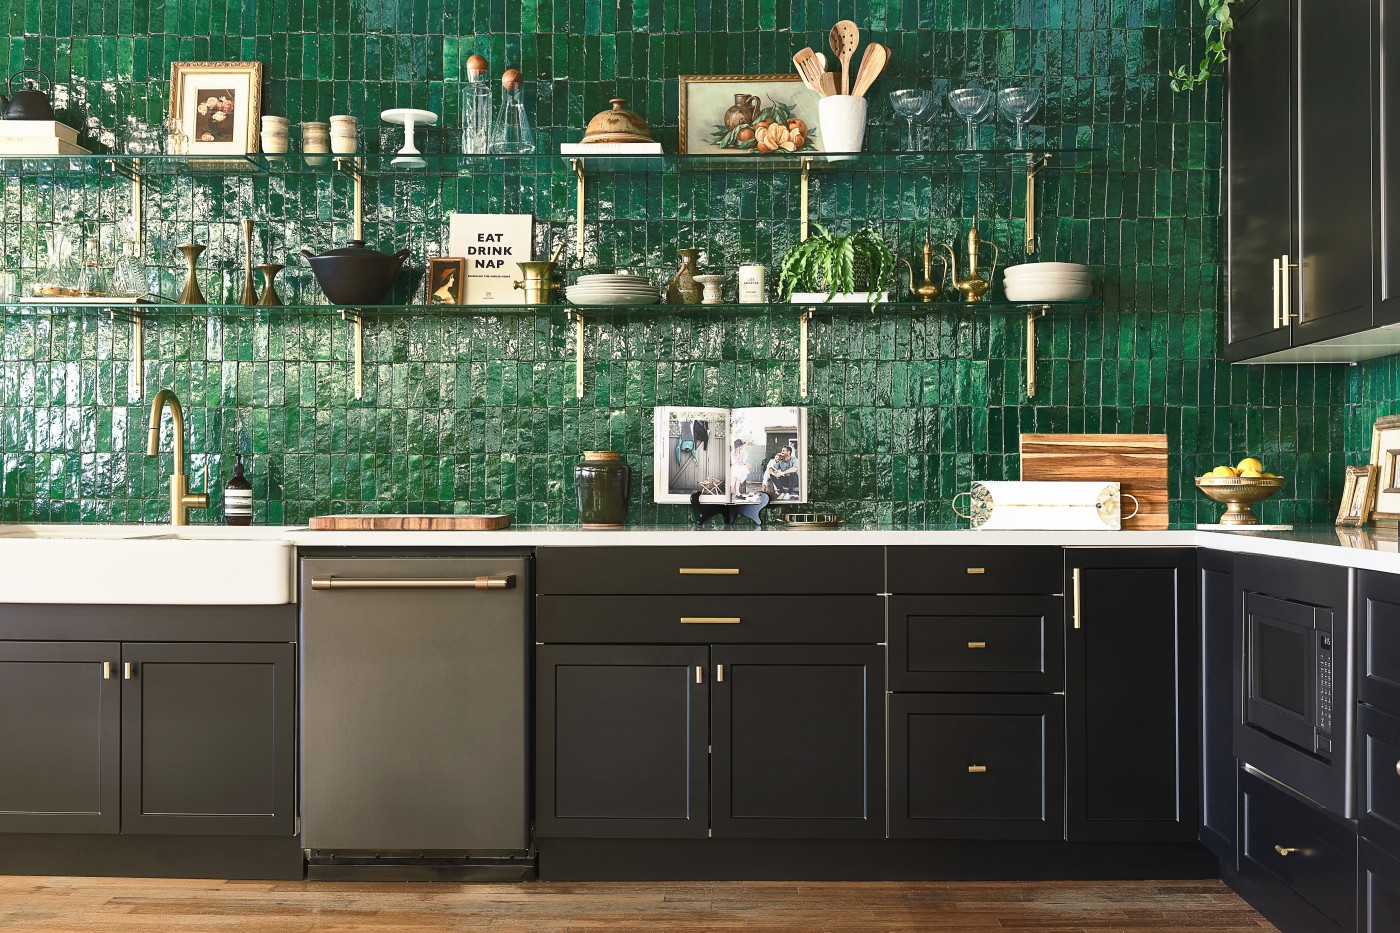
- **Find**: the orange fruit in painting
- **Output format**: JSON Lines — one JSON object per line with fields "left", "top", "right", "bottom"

{"left": 736, "top": 127, "right": 755, "bottom": 143}
{"left": 786, "top": 117, "right": 808, "bottom": 136}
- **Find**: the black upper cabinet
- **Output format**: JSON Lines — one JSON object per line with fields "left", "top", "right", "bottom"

{"left": 1199, "top": 551, "right": 1238, "bottom": 865}
{"left": 0, "top": 641, "right": 120, "bottom": 834}
{"left": 121, "top": 642, "right": 296, "bottom": 835}
{"left": 1378, "top": 0, "right": 1400, "bottom": 325}
{"left": 1065, "top": 549, "right": 1199, "bottom": 842}
{"left": 1227, "top": 0, "right": 1377, "bottom": 361}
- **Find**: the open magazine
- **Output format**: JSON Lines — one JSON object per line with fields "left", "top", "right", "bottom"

{"left": 653, "top": 406, "right": 807, "bottom": 505}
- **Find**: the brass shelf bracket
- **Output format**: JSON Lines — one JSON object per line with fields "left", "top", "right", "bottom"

{"left": 572, "top": 158, "right": 586, "bottom": 257}
{"left": 1025, "top": 153, "right": 1051, "bottom": 255}
{"left": 1026, "top": 305, "right": 1049, "bottom": 399}
{"left": 799, "top": 308, "right": 813, "bottom": 398}
{"left": 107, "top": 307, "right": 145, "bottom": 399}
{"left": 800, "top": 157, "right": 811, "bottom": 241}
{"left": 107, "top": 158, "right": 143, "bottom": 259}
{"left": 340, "top": 309, "right": 364, "bottom": 400}
{"left": 335, "top": 157, "right": 364, "bottom": 241}
{"left": 567, "top": 309, "right": 585, "bottom": 400}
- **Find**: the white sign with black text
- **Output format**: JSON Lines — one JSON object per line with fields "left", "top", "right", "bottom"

{"left": 448, "top": 213, "right": 534, "bottom": 304}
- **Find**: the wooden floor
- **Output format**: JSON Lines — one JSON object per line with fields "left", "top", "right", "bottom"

{"left": 0, "top": 876, "right": 1276, "bottom": 932}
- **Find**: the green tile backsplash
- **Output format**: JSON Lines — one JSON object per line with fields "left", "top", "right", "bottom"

{"left": 0, "top": 0, "right": 1355, "bottom": 525}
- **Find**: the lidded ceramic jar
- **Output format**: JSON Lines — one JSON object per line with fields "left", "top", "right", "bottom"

{"left": 579, "top": 98, "right": 654, "bottom": 145}
{"left": 575, "top": 451, "right": 630, "bottom": 528}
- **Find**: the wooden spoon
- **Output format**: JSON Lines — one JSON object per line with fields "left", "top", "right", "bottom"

{"left": 851, "top": 43, "right": 890, "bottom": 99}
{"left": 819, "top": 72, "right": 838, "bottom": 98}
{"left": 793, "top": 47, "right": 825, "bottom": 95}
{"left": 828, "top": 20, "right": 860, "bottom": 95}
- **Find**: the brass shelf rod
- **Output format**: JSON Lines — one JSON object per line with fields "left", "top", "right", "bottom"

{"left": 1024, "top": 154, "right": 1051, "bottom": 255}
{"left": 1026, "top": 305, "right": 1048, "bottom": 399}
{"left": 340, "top": 309, "right": 364, "bottom": 400}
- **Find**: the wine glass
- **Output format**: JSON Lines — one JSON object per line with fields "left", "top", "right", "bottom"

{"left": 998, "top": 86, "right": 1042, "bottom": 152}
{"left": 889, "top": 88, "right": 933, "bottom": 151}
{"left": 948, "top": 86, "right": 995, "bottom": 151}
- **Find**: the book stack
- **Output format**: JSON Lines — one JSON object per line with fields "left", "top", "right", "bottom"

{"left": 0, "top": 121, "right": 90, "bottom": 155}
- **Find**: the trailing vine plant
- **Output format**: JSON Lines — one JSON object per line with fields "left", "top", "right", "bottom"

{"left": 1171, "top": 0, "right": 1238, "bottom": 92}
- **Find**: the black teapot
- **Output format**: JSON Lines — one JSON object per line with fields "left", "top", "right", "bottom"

{"left": 0, "top": 70, "right": 56, "bottom": 121}
{"left": 302, "top": 239, "right": 410, "bottom": 306}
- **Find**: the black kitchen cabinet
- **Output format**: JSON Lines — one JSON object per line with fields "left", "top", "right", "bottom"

{"left": 1226, "top": 0, "right": 1376, "bottom": 361}
{"left": 1376, "top": 0, "right": 1400, "bottom": 326}
{"left": 1199, "top": 550, "right": 1238, "bottom": 865}
{"left": 1359, "top": 569, "right": 1400, "bottom": 714}
{"left": 1361, "top": 837, "right": 1400, "bottom": 933}
{"left": 0, "top": 641, "right": 121, "bottom": 834}
{"left": 711, "top": 644, "right": 883, "bottom": 839}
{"left": 1064, "top": 549, "right": 1199, "bottom": 841}
{"left": 121, "top": 642, "right": 296, "bottom": 835}
{"left": 536, "top": 645, "right": 709, "bottom": 839}
{"left": 888, "top": 595, "right": 1064, "bottom": 694}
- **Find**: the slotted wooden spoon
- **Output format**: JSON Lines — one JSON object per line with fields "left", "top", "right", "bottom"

{"left": 851, "top": 43, "right": 890, "bottom": 98}
{"left": 793, "top": 47, "right": 826, "bottom": 94}
{"left": 829, "top": 20, "right": 860, "bottom": 95}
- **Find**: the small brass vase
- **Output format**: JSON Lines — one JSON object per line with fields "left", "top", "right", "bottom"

{"left": 176, "top": 243, "right": 206, "bottom": 305}
{"left": 256, "top": 263, "right": 285, "bottom": 306}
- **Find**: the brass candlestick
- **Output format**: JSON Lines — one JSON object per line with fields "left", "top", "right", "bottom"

{"left": 239, "top": 219, "right": 259, "bottom": 306}
{"left": 256, "top": 263, "right": 284, "bottom": 306}
{"left": 176, "top": 243, "right": 206, "bottom": 305}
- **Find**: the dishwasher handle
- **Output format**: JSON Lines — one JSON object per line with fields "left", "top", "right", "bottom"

{"left": 310, "top": 574, "right": 516, "bottom": 591}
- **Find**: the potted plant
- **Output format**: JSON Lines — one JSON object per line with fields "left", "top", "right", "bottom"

{"left": 1171, "top": 0, "right": 1238, "bottom": 92}
{"left": 778, "top": 224, "right": 897, "bottom": 309}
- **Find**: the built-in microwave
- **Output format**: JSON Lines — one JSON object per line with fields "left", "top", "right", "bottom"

{"left": 1235, "top": 589, "right": 1355, "bottom": 817}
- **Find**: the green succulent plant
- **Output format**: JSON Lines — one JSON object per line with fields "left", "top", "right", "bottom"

{"left": 1171, "top": 0, "right": 1238, "bottom": 92}
{"left": 778, "top": 224, "right": 897, "bottom": 309}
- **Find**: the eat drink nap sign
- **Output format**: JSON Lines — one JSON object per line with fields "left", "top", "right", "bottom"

{"left": 448, "top": 213, "right": 534, "bottom": 304}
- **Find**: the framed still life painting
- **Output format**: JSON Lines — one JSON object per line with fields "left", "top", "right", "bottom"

{"left": 170, "top": 61, "right": 263, "bottom": 156}
{"left": 1369, "top": 414, "right": 1400, "bottom": 525}
{"left": 678, "top": 75, "right": 820, "bottom": 155}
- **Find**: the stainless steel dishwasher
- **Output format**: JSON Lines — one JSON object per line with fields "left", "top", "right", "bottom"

{"left": 299, "top": 551, "right": 531, "bottom": 879}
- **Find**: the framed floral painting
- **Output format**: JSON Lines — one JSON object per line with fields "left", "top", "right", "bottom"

{"left": 678, "top": 75, "right": 820, "bottom": 155}
{"left": 170, "top": 61, "right": 263, "bottom": 156}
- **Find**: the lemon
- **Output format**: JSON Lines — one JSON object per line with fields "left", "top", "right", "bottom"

{"left": 1210, "top": 465, "right": 1239, "bottom": 478}
{"left": 1237, "top": 457, "right": 1264, "bottom": 473}
{"left": 1239, "top": 468, "right": 1264, "bottom": 478}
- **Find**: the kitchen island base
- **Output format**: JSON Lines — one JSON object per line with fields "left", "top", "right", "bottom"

{"left": 0, "top": 833, "right": 303, "bottom": 880}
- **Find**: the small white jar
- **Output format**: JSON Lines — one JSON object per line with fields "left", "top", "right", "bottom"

{"left": 329, "top": 114, "right": 358, "bottom": 154}
{"left": 738, "top": 264, "right": 766, "bottom": 303}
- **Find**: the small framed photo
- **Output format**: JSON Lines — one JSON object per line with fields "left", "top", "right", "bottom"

{"left": 678, "top": 75, "right": 820, "bottom": 155}
{"left": 1370, "top": 414, "right": 1400, "bottom": 525}
{"left": 427, "top": 258, "right": 467, "bottom": 305}
{"left": 170, "top": 61, "right": 263, "bottom": 156}
{"left": 1337, "top": 464, "right": 1378, "bottom": 526}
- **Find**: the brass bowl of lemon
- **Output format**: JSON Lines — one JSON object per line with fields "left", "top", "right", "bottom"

{"left": 1195, "top": 457, "right": 1285, "bottom": 526}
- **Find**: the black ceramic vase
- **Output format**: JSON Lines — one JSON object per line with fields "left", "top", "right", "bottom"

{"left": 575, "top": 451, "right": 630, "bottom": 528}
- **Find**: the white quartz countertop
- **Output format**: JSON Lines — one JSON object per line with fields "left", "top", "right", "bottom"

{"left": 0, "top": 522, "right": 1396, "bottom": 604}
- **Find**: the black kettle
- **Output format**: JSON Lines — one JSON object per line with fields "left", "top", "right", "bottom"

{"left": 0, "top": 70, "right": 56, "bottom": 121}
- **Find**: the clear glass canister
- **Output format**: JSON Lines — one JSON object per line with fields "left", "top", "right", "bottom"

{"left": 461, "top": 55, "right": 493, "bottom": 154}
{"left": 488, "top": 69, "right": 536, "bottom": 154}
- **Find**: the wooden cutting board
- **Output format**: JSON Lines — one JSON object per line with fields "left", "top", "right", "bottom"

{"left": 1019, "top": 434, "right": 1169, "bottom": 530}
{"left": 308, "top": 514, "right": 511, "bottom": 531}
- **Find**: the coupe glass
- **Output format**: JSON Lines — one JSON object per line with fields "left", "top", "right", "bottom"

{"left": 889, "top": 88, "right": 933, "bottom": 151}
{"left": 948, "top": 86, "right": 995, "bottom": 151}
{"left": 998, "top": 86, "right": 1042, "bottom": 152}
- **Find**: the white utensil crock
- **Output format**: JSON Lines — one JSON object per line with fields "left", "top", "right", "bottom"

{"left": 818, "top": 95, "right": 867, "bottom": 154}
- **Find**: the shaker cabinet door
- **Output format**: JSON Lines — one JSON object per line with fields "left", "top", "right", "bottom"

{"left": 121, "top": 642, "right": 296, "bottom": 835}
{"left": 1199, "top": 550, "right": 1238, "bottom": 866}
{"left": 0, "top": 641, "right": 120, "bottom": 834}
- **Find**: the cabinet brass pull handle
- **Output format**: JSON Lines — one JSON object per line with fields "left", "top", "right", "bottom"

{"left": 310, "top": 575, "right": 515, "bottom": 590}
{"left": 123, "top": 662, "right": 133, "bottom": 680}
{"left": 680, "top": 617, "right": 741, "bottom": 624}
{"left": 968, "top": 764, "right": 988, "bottom": 773}
{"left": 1072, "top": 567, "right": 1082, "bottom": 629}
{"left": 695, "top": 665, "right": 703, "bottom": 684}
{"left": 102, "top": 661, "right": 111, "bottom": 680}
{"left": 967, "top": 641, "right": 987, "bottom": 649}
{"left": 1274, "top": 845, "right": 1299, "bottom": 857}
{"left": 716, "top": 664, "right": 724, "bottom": 682}
{"left": 1395, "top": 759, "right": 1400, "bottom": 779}
{"left": 1281, "top": 253, "right": 1294, "bottom": 323}
{"left": 678, "top": 568, "right": 740, "bottom": 575}
{"left": 1272, "top": 256, "right": 1282, "bottom": 328}
{"left": 966, "top": 567, "right": 986, "bottom": 575}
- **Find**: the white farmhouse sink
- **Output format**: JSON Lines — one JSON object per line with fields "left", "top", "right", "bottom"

{"left": 0, "top": 524, "right": 296, "bottom": 604}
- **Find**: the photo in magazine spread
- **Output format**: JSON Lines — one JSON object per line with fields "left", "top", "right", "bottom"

{"left": 653, "top": 406, "right": 807, "bottom": 505}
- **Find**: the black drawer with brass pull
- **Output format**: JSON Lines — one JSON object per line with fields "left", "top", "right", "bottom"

{"left": 889, "top": 694, "right": 1064, "bottom": 839}
{"left": 888, "top": 595, "right": 1063, "bottom": 693}
{"left": 1239, "top": 769, "right": 1357, "bottom": 933}
{"left": 887, "top": 546, "right": 1061, "bottom": 594}
{"left": 537, "top": 595, "right": 883, "bottom": 644}
{"left": 537, "top": 546, "right": 884, "bottom": 595}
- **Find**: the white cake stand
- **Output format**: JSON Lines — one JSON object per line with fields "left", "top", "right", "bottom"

{"left": 381, "top": 108, "right": 439, "bottom": 168}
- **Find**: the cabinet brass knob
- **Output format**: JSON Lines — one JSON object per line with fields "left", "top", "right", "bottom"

{"left": 966, "top": 567, "right": 986, "bottom": 575}
{"left": 967, "top": 641, "right": 987, "bottom": 649}
{"left": 122, "top": 662, "right": 133, "bottom": 680}
{"left": 967, "top": 764, "right": 988, "bottom": 773}
{"left": 1274, "top": 845, "right": 1299, "bottom": 857}
{"left": 1394, "top": 759, "right": 1399, "bottom": 779}
{"left": 678, "top": 568, "right": 740, "bottom": 575}
{"left": 102, "top": 661, "right": 111, "bottom": 680}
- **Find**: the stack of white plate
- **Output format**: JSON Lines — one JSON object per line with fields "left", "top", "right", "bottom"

{"left": 565, "top": 273, "right": 660, "bottom": 306}
{"left": 1003, "top": 262, "right": 1093, "bottom": 302}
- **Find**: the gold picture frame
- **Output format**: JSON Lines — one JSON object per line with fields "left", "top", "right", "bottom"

{"left": 1336, "top": 464, "right": 1378, "bottom": 526}
{"left": 678, "top": 74, "right": 820, "bottom": 155}
{"left": 427, "top": 257, "right": 467, "bottom": 305}
{"left": 169, "top": 61, "right": 263, "bottom": 156}
{"left": 1369, "top": 414, "right": 1400, "bottom": 525}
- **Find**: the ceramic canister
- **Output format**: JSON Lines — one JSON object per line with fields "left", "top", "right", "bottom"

{"left": 329, "top": 115, "right": 358, "bottom": 154}
{"left": 817, "top": 95, "right": 868, "bottom": 153}
{"left": 260, "top": 115, "right": 289, "bottom": 153}
{"left": 575, "top": 451, "right": 630, "bottom": 528}
{"left": 300, "top": 121, "right": 331, "bottom": 153}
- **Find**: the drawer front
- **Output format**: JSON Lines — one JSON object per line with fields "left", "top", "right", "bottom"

{"left": 889, "top": 694, "right": 1064, "bottom": 839}
{"left": 1361, "top": 571, "right": 1400, "bottom": 715}
{"left": 1361, "top": 837, "right": 1400, "bottom": 933}
{"left": 1362, "top": 704, "right": 1400, "bottom": 856}
{"left": 889, "top": 596, "right": 1063, "bottom": 692}
{"left": 887, "top": 547, "right": 1062, "bottom": 594}
{"left": 538, "top": 595, "right": 884, "bottom": 644}
{"left": 537, "top": 546, "right": 883, "bottom": 595}
{"left": 1241, "top": 770, "right": 1357, "bottom": 933}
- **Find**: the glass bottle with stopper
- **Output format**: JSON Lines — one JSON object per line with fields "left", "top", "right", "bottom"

{"left": 489, "top": 68, "right": 536, "bottom": 154}
{"left": 461, "top": 54, "right": 493, "bottom": 154}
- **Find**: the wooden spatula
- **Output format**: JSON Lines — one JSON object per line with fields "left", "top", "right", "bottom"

{"left": 819, "top": 71, "right": 838, "bottom": 98}
{"left": 828, "top": 20, "right": 860, "bottom": 95}
{"left": 793, "top": 47, "right": 825, "bottom": 94}
{"left": 851, "top": 42, "right": 890, "bottom": 98}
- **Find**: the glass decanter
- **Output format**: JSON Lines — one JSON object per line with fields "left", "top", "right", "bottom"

{"left": 488, "top": 69, "right": 536, "bottom": 154}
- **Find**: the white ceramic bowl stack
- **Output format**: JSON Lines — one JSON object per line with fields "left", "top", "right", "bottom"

{"left": 1002, "top": 262, "right": 1094, "bottom": 302}
{"left": 565, "top": 273, "right": 661, "bottom": 306}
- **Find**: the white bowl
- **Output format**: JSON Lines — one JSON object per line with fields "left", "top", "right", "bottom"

{"left": 1004, "top": 262, "right": 1091, "bottom": 277}
{"left": 1004, "top": 283, "right": 1093, "bottom": 302}
{"left": 1004, "top": 266, "right": 1093, "bottom": 279}
{"left": 1004, "top": 273, "right": 1094, "bottom": 287}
